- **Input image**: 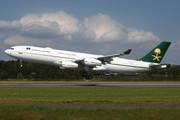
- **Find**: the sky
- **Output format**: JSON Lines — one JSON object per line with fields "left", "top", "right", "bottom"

{"left": 0, "top": 0, "right": 180, "bottom": 64}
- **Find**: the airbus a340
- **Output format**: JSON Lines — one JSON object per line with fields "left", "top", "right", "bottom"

{"left": 5, "top": 41, "right": 171, "bottom": 80}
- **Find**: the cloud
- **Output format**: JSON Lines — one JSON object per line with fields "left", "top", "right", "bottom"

{"left": 127, "top": 28, "right": 160, "bottom": 43}
{"left": 0, "top": 20, "right": 21, "bottom": 30}
{"left": 0, "top": 33, "right": 4, "bottom": 39}
{"left": 178, "top": 40, "right": 180, "bottom": 46}
{"left": 83, "top": 13, "right": 125, "bottom": 42}
{"left": 1, "top": 11, "right": 160, "bottom": 47}
{"left": 19, "top": 11, "right": 80, "bottom": 39}
{"left": 4, "top": 35, "right": 52, "bottom": 46}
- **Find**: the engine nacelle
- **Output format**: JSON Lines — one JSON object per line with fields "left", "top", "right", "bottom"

{"left": 54, "top": 60, "right": 78, "bottom": 69}
{"left": 83, "top": 58, "right": 101, "bottom": 66}
{"left": 93, "top": 66, "right": 106, "bottom": 71}
{"left": 61, "top": 61, "right": 78, "bottom": 68}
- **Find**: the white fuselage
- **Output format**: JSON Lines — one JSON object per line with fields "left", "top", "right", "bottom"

{"left": 5, "top": 46, "right": 156, "bottom": 73}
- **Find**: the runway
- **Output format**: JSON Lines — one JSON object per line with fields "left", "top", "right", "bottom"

{"left": 1, "top": 82, "right": 180, "bottom": 88}
{"left": 2, "top": 103, "right": 180, "bottom": 109}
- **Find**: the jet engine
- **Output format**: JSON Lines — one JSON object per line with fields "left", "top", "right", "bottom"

{"left": 54, "top": 60, "right": 78, "bottom": 69}
{"left": 61, "top": 61, "right": 78, "bottom": 68}
{"left": 83, "top": 58, "right": 101, "bottom": 66}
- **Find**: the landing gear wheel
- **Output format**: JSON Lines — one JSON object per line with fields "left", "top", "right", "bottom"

{"left": 87, "top": 74, "right": 92, "bottom": 79}
{"left": 81, "top": 70, "right": 93, "bottom": 80}
{"left": 85, "top": 74, "right": 92, "bottom": 80}
{"left": 81, "top": 72, "right": 85, "bottom": 77}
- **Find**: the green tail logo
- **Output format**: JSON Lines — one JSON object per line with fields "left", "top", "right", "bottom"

{"left": 140, "top": 41, "right": 171, "bottom": 63}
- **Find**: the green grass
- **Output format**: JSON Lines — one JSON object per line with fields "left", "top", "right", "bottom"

{"left": 1, "top": 87, "right": 180, "bottom": 119}
{"left": 1, "top": 106, "right": 180, "bottom": 120}
{"left": 1, "top": 87, "right": 180, "bottom": 104}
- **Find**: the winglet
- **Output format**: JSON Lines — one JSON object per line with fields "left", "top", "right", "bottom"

{"left": 123, "top": 49, "right": 132, "bottom": 55}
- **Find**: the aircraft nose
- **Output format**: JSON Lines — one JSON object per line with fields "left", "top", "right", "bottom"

{"left": 4, "top": 49, "right": 10, "bottom": 55}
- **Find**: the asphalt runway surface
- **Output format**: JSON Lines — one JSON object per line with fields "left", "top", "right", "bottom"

{"left": 1, "top": 83, "right": 180, "bottom": 88}
{"left": 2, "top": 103, "right": 180, "bottom": 109}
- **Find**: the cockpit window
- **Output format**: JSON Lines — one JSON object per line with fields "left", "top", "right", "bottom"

{"left": 26, "top": 47, "right": 31, "bottom": 50}
{"left": 10, "top": 48, "right": 14, "bottom": 50}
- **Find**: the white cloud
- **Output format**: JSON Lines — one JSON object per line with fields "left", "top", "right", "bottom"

{"left": 0, "top": 20, "right": 21, "bottom": 29}
{"left": 1, "top": 11, "right": 160, "bottom": 46}
{"left": 19, "top": 11, "right": 80, "bottom": 39}
{"left": 83, "top": 13, "right": 125, "bottom": 42}
{"left": 127, "top": 28, "right": 160, "bottom": 43}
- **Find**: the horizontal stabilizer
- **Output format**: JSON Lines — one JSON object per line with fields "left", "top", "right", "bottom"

{"left": 149, "top": 63, "right": 170, "bottom": 69}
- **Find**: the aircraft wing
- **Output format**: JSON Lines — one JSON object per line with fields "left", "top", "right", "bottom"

{"left": 97, "top": 49, "right": 132, "bottom": 62}
{"left": 74, "top": 49, "right": 132, "bottom": 65}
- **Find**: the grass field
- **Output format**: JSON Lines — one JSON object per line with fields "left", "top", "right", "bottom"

{"left": 1, "top": 81, "right": 180, "bottom": 119}
{"left": 1, "top": 106, "right": 180, "bottom": 120}
{"left": 1, "top": 87, "right": 180, "bottom": 104}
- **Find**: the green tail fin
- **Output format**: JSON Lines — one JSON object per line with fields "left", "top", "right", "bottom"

{"left": 140, "top": 41, "right": 171, "bottom": 63}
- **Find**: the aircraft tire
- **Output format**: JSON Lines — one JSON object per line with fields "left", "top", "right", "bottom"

{"left": 82, "top": 70, "right": 92, "bottom": 80}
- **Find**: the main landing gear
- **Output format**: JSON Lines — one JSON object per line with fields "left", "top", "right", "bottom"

{"left": 81, "top": 70, "right": 92, "bottom": 80}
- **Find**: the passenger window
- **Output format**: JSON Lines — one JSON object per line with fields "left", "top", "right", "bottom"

{"left": 26, "top": 47, "right": 31, "bottom": 50}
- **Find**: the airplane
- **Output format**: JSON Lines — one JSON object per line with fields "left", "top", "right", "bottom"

{"left": 4, "top": 41, "right": 171, "bottom": 80}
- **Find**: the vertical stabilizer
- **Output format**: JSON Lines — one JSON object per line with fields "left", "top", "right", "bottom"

{"left": 140, "top": 41, "right": 171, "bottom": 63}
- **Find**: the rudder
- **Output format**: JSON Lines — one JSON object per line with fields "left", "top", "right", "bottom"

{"left": 140, "top": 41, "right": 171, "bottom": 63}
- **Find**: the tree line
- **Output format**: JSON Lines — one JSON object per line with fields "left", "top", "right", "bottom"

{"left": 0, "top": 60, "right": 82, "bottom": 80}
{"left": 0, "top": 60, "right": 179, "bottom": 81}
